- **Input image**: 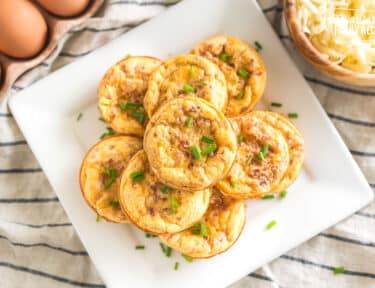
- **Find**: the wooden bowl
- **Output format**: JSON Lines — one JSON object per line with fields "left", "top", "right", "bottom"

{"left": 284, "top": 0, "right": 375, "bottom": 87}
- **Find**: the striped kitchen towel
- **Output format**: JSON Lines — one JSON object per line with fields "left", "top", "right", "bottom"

{"left": 0, "top": 0, "right": 374, "bottom": 287}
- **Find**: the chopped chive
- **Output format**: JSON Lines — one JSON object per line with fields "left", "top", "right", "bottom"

{"left": 262, "top": 194, "right": 275, "bottom": 200}
{"left": 98, "top": 116, "right": 105, "bottom": 122}
{"left": 288, "top": 113, "right": 299, "bottom": 119}
{"left": 174, "top": 262, "right": 179, "bottom": 271}
{"left": 182, "top": 254, "right": 193, "bottom": 263}
{"left": 191, "top": 145, "right": 201, "bottom": 161}
{"left": 165, "top": 246, "right": 172, "bottom": 257}
{"left": 183, "top": 84, "right": 195, "bottom": 93}
{"left": 189, "top": 65, "right": 196, "bottom": 75}
{"left": 109, "top": 200, "right": 120, "bottom": 207}
{"left": 201, "top": 136, "right": 215, "bottom": 144}
{"left": 131, "top": 111, "right": 146, "bottom": 125}
{"left": 258, "top": 144, "right": 269, "bottom": 161}
{"left": 237, "top": 134, "right": 244, "bottom": 143}
{"left": 238, "top": 68, "right": 250, "bottom": 79}
{"left": 334, "top": 266, "right": 345, "bottom": 274}
{"left": 100, "top": 127, "right": 116, "bottom": 139}
{"left": 186, "top": 116, "right": 193, "bottom": 128}
{"left": 201, "top": 144, "right": 217, "bottom": 156}
{"left": 135, "top": 245, "right": 145, "bottom": 250}
{"left": 192, "top": 223, "right": 209, "bottom": 237}
{"left": 257, "top": 151, "right": 265, "bottom": 162}
{"left": 197, "top": 80, "right": 207, "bottom": 86}
{"left": 170, "top": 195, "right": 179, "bottom": 214}
{"left": 96, "top": 215, "right": 100, "bottom": 222}
{"left": 271, "top": 102, "right": 282, "bottom": 107}
{"left": 160, "top": 185, "right": 171, "bottom": 194}
{"left": 236, "top": 90, "right": 245, "bottom": 100}
{"left": 254, "top": 41, "right": 262, "bottom": 52}
{"left": 231, "top": 180, "right": 238, "bottom": 188}
{"left": 219, "top": 52, "right": 231, "bottom": 62}
{"left": 266, "top": 220, "right": 277, "bottom": 230}
{"left": 103, "top": 167, "right": 118, "bottom": 189}
{"left": 279, "top": 190, "right": 288, "bottom": 199}
{"left": 246, "top": 156, "right": 253, "bottom": 165}
{"left": 77, "top": 112, "right": 83, "bottom": 121}
{"left": 130, "top": 170, "right": 144, "bottom": 182}
{"left": 119, "top": 101, "right": 127, "bottom": 111}
{"left": 145, "top": 233, "right": 157, "bottom": 238}
{"left": 159, "top": 242, "right": 166, "bottom": 254}
{"left": 100, "top": 98, "right": 112, "bottom": 106}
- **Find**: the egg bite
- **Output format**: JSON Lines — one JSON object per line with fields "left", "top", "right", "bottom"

{"left": 144, "top": 97, "right": 237, "bottom": 191}
{"left": 143, "top": 54, "right": 228, "bottom": 117}
{"left": 79, "top": 136, "right": 142, "bottom": 223}
{"left": 251, "top": 111, "right": 304, "bottom": 192}
{"left": 160, "top": 189, "right": 246, "bottom": 258}
{"left": 119, "top": 150, "right": 211, "bottom": 234}
{"left": 191, "top": 36, "right": 266, "bottom": 117}
{"left": 98, "top": 56, "right": 162, "bottom": 137}
{"left": 216, "top": 113, "right": 290, "bottom": 199}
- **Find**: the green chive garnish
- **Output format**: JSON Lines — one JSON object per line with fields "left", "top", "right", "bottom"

{"left": 145, "top": 233, "right": 157, "bottom": 238}
{"left": 246, "top": 156, "right": 253, "bottom": 165}
{"left": 96, "top": 215, "right": 100, "bottom": 222}
{"left": 120, "top": 101, "right": 142, "bottom": 111}
{"left": 191, "top": 145, "right": 201, "bottom": 161}
{"left": 135, "top": 245, "right": 145, "bottom": 250}
{"left": 130, "top": 170, "right": 144, "bottom": 182}
{"left": 262, "top": 194, "right": 275, "bottom": 200}
{"left": 219, "top": 52, "right": 231, "bottom": 62}
{"left": 98, "top": 116, "right": 105, "bottom": 122}
{"left": 189, "top": 65, "right": 195, "bottom": 75}
{"left": 201, "top": 136, "right": 215, "bottom": 144}
{"left": 288, "top": 113, "right": 299, "bottom": 119}
{"left": 109, "top": 200, "right": 120, "bottom": 207}
{"left": 170, "top": 195, "right": 179, "bottom": 214}
{"left": 266, "top": 220, "right": 277, "bottom": 230}
{"left": 186, "top": 116, "right": 193, "bottom": 128}
{"left": 131, "top": 111, "right": 146, "bottom": 125}
{"left": 182, "top": 254, "right": 193, "bottom": 263}
{"left": 160, "top": 243, "right": 166, "bottom": 254}
{"left": 160, "top": 185, "right": 171, "bottom": 194}
{"left": 160, "top": 243, "right": 173, "bottom": 257}
{"left": 258, "top": 144, "right": 269, "bottom": 161}
{"left": 334, "top": 266, "right": 345, "bottom": 274}
{"left": 100, "top": 98, "right": 112, "bottom": 106}
{"left": 237, "top": 135, "right": 244, "bottom": 143}
{"left": 100, "top": 127, "right": 116, "bottom": 139}
{"left": 231, "top": 180, "right": 238, "bottom": 188}
{"left": 103, "top": 167, "right": 118, "bottom": 189}
{"left": 191, "top": 223, "right": 210, "bottom": 237}
{"left": 236, "top": 90, "right": 245, "bottom": 100}
{"left": 279, "top": 190, "right": 288, "bottom": 199}
{"left": 238, "top": 68, "right": 250, "bottom": 79}
{"left": 201, "top": 144, "right": 217, "bottom": 156}
{"left": 271, "top": 102, "right": 282, "bottom": 107}
{"left": 183, "top": 84, "right": 195, "bottom": 93}
{"left": 77, "top": 112, "right": 83, "bottom": 121}
{"left": 258, "top": 151, "right": 265, "bottom": 162}
{"left": 174, "top": 262, "right": 179, "bottom": 271}
{"left": 254, "top": 41, "right": 262, "bottom": 52}
{"left": 197, "top": 80, "right": 207, "bottom": 86}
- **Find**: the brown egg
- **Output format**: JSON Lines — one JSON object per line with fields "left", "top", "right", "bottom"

{"left": 0, "top": 0, "right": 47, "bottom": 59}
{"left": 36, "top": 0, "right": 90, "bottom": 17}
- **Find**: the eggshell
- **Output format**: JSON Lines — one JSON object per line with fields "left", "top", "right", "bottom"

{"left": 36, "top": 0, "right": 90, "bottom": 17}
{"left": 0, "top": 0, "right": 48, "bottom": 59}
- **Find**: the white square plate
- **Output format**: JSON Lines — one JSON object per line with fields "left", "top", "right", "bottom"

{"left": 8, "top": 0, "right": 373, "bottom": 287}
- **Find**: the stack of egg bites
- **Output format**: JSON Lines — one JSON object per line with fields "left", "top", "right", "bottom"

{"left": 79, "top": 36, "right": 304, "bottom": 259}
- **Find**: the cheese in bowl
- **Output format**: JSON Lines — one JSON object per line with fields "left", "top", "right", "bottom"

{"left": 297, "top": 0, "right": 375, "bottom": 73}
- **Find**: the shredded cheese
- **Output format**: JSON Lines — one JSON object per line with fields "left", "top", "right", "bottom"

{"left": 297, "top": 0, "right": 375, "bottom": 73}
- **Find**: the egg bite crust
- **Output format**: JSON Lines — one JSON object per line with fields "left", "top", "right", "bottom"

{"left": 216, "top": 114, "right": 289, "bottom": 199}
{"left": 160, "top": 190, "right": 246, "bottom": 258}
{"left": 119, "top": 150, "right": 211, "bottom": 234}
{"left": 191, "top": 36, "right": 266, "bottom": 117}
{"left": 79, "top": 136, "right": 142, "bottom": 223}
{"left": 144, "top": 97, "right": 237, "bottom": 191}
{"left": 143, "top": 54, "right": 228, "bottom": 117}
{"left": 98, "top": 56, "right": 162, "bottom": 136}
{"left": 251, "top": 111, "right": 304, "bottom": 192}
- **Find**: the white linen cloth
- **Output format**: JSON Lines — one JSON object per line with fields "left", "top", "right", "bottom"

{"left": 0, "top": 1, "right": 374, "bottom": 287}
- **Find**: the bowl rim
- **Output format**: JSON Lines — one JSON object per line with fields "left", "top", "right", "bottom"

{"left": 283, "top": 0, "right": 375, "bottom": 85}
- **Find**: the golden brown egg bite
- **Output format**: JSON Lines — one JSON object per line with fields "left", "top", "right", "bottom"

{"left": 144, "top": 97, "right": 237, "bottom": 191}
{"left": 79, "top": 136, "right": 142, "bottom": 223}
{"left": 143, "top": 54, "right": 228, "bottom": 117}
{"left": 192, "top": 36, "right": 266, "bottom": 117}
{"left": 98, "top": 56, "right": 162, "bottom": 137}
{"left": 160, "top": 189, "right": 246, "bottom": 258}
